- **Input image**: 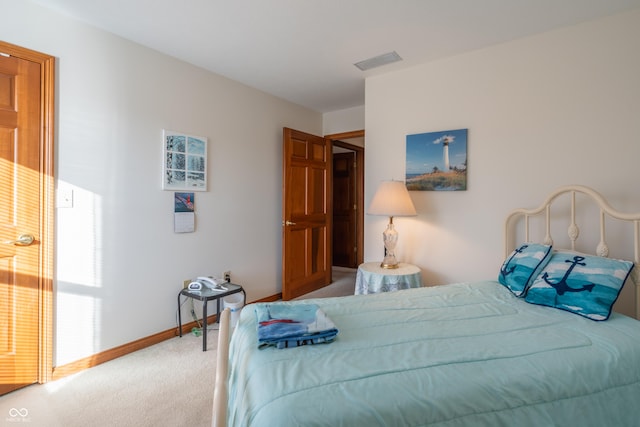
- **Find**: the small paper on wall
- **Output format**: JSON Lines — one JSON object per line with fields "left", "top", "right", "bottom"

{"left": 174, "top": 192, "right": 195, "bottom": 233}
{"left": 174, "top": 212, "right": 195, "bottom": 233}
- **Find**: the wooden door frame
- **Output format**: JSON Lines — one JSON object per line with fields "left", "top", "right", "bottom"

{"left": 326, "top": 130, "right": 364, "bottom": 266}
{"left": 0, "top": 41, "right": 55, "bottom": 383}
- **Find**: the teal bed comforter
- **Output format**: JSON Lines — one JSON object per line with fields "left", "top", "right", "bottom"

{"left": 227, "top": 281, "right": 640, "bottom": 426}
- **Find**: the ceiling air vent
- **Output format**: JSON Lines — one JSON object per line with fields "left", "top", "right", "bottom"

{"left": 354, "top": 51, "right": 402, "bottom": 71}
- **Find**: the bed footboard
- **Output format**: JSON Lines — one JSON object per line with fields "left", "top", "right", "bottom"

{"left": 212, "top": 308, "right": 231, "bottom": 427}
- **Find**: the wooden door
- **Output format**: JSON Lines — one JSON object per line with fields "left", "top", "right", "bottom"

{"left": 282, "top": 128, "right": 332, "bottom": 300}
{"left": 332, "top": 152, "right": 357, "bottom": 267}
{"left": 0, "top": 42, "right": 55, "bottom": 394}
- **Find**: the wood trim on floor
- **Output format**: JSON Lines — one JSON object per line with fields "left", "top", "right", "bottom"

{"left": 51, "top": 291, "right": 287, "bottom": 380}
{"left": 253, "top": 293, "right": 281, "bottom": 303}
{"left": 52, "top": 316, "right": 215, "bottom": 380}
{"left": 50, "top": 292, "right": 284, "bottom": 380}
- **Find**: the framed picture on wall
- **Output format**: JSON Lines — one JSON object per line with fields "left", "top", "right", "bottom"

{"left": 162, "top": 130, "right": 208, "bottom": 191}
{"left": 406, "top": 128, "right": 468, "bottom": 191}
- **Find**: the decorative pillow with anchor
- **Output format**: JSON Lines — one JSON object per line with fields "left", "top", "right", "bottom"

{"left": 525, "top": 250, "right": 634, "bottom": 321}
{"left": 499, "top": 243, "right": 553, "bottom": 297}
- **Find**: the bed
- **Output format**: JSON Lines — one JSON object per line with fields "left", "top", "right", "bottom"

{"left": 213, "top": 185, "right": 640, "bottom": 426}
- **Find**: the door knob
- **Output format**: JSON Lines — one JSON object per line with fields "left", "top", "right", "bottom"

{"left": 283, "top": 221, "right": 297, "bottom": 226}
{"left": 3, "top": 234, "right": 35, "bottom": 246}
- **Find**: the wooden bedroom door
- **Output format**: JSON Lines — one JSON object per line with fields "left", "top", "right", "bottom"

{"left": 282, "top": 128, "right": 332, "bottom": 300}
{"left": 0, "top": 42, "right": 55, "bottom": 395}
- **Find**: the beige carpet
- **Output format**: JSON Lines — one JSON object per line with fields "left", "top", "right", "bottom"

{"left": 0, "top": 332, "right": 217, "bottom": 427}
{"left": 0, "top": 268, "right": 355, "bottom": 427}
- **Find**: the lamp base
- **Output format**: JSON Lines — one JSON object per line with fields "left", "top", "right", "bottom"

{"left": 381, "top": 219, "right": 400, "bottom": 269}
{"left": 380, "top": 256, "right": 399, "bottom": 269}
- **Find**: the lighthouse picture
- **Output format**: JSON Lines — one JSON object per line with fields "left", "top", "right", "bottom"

{"left": 405, "top": 129, "right": 467, "bottom": 191}
{"left": 437, "top": 134, "right": 454, "bottom": 171}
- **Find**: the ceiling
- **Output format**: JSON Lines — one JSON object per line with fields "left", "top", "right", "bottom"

{"left": 31, "top": 0, "right": 640, "bottom": 113}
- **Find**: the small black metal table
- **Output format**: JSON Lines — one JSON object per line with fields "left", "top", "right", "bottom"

{"left": 177, "top": 283, "right": 246, "bottom": 351}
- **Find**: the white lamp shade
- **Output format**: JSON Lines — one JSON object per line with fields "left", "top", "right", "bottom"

{"left": 368, "top": 180, "right": 417, "bottom": 217}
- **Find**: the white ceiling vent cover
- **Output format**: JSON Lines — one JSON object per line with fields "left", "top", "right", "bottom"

{"left": 354, "top": 51, "right": 403, "bottom": 71}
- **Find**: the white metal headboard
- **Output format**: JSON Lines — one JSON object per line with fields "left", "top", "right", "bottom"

{"left": 504, "top": 185, "right": 640, "bottom": 320}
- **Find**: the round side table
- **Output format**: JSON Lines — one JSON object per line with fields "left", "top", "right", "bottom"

{"left": 355, "top": 262, "right": 422, "bottom": 295}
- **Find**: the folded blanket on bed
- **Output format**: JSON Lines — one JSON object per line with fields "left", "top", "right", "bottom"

{"left": 255, "top": 303, "right": 338, "bottom": 349}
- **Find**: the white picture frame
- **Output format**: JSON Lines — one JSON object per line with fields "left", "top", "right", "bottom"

{"left": 162, "top": 129, "right": 208, "bottom": 191}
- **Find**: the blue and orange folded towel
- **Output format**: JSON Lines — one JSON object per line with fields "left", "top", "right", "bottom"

{"left": 255, "top": 303, "right": 338, "bottom": 349}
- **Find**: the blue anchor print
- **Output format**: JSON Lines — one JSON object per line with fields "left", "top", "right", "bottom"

{"left": 500, "top": 244, "right": 528, "bottom": 278}
{"left": 542, "top": 255, "right": 595, "bottom": 295}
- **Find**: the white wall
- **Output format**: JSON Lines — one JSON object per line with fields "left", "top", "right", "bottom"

{"left": 323, "top": 105, "right": 365, "bottom": 135}
{"left": 5, "top": 2, "right": 639, "bottom": 367}
{"left": 365, "top": 9, "right": 640, "bottom": 317}
{"left": 3, "top": 0, "right": 322, "bottom": 365}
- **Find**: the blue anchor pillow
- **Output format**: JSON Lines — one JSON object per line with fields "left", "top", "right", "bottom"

{"left": 525, "top": 250, "right": 634, "bottom": 321}
{"left": 498, "top": 243, "right": 553, "bottom": 297}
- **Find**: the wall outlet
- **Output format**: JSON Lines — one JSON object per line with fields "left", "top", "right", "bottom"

{"left": 183, "top": 279, "right": 191, "bottom": 289}
{"left": 223, "top": 271, "right": 231, "bottom": 282}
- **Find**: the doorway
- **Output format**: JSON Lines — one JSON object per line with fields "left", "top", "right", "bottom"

{"left": 281, "top": 128, "right": 332, "bottom": 300}
{"left": 281, "top": 128, "right": 364, "bottom": 300}
{"left": 327, "top": 130, "right": 364, "bottom": 269}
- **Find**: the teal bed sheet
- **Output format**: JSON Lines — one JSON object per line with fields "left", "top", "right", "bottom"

{"left": 227, "top": 281, "right": 640, "bottom": 426}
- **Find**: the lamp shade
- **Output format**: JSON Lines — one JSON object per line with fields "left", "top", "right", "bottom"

{"left": 367, "top": 180, "right": 417, "bottom": 217}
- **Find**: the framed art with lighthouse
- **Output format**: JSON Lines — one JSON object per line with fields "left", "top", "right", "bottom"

{"left": 405, "top": 129, "right": 468, "bottom": 191}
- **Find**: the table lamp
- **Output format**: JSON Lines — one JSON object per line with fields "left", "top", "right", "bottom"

{"left": 367, "top": 180, "right": 417, "bottom": 268}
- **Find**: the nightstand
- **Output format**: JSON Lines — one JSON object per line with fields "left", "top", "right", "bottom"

{"left": 177, "top": 283, "right": 246, "bottom": 351}
{"left": 355, "top": 262, "right": 422, "bottom": 295}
